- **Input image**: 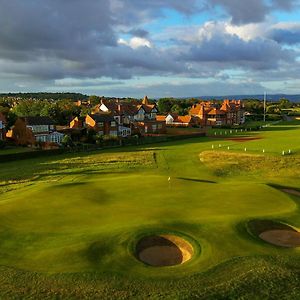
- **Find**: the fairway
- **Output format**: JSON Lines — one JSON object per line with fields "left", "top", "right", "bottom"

{"left": 1, "top": 123, "right": 300, "bottom": 299}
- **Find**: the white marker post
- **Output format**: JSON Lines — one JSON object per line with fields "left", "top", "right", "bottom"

{"left": 282, "top": 151, "right": 285, "bottom": 156}
{"left": 227, "top": 146, "right": 230, "bottom": 150}
{"left": 219, "top": 144, "right": 222, "bottom": 148}
{"left": 212, "top": 145, "right": 214, "bottom": 149}
{"left": 244, "top": 148, "right": 247, "bottom": 152}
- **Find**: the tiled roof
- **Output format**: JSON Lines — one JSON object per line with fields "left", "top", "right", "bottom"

{"left": 176, "top": 115, "right": 192, "bottom": 123}
{"left": 208, "top": 108, "right": 226, "bottom": 115}
{"left": 156, "top": 115, "right": 166, "bottom": 121}
{"left": 23, "top": 116, "right": 55, "bottom": 125}
{"left": 90, "top": 114, "right": 115, "bottom": 122}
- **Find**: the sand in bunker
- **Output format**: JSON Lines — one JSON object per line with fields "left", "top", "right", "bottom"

{"left": 137, "top": 235, "right": 193, "bottom": 267}
{"left": 259, "top": 230, "right": 300, "bottom": 248}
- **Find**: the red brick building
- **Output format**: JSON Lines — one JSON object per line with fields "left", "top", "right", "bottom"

{"left": 189, "top": 99, "right": 245, "bottom": 126}
{"left": 85, "top": 114, "right": 118, "bottom": 136}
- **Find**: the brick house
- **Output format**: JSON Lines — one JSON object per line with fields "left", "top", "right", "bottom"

{"left": 70, "top": 116, "right": 84, "bottom": 129}
{"left": 189, "top": 99, "right": 245, "bottom": 126}
{"left": 158, "top": 113, "right": 199, "bottom": 127}
{"left": 96, "top": 96, "right": 166, "bottom": 135}
{"left": 85, "top": 114, "right": 118, "bottom": 136}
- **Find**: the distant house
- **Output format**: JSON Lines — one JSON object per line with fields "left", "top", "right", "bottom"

{"left": 133, "top": 120, "right": 166, "bottom": 135}
{"left": 7, "top": 116, "right": 64, "bottom": 145}
{"left": 189, "top": 99, "right": 245, "bottom": 126}
{"left": 85, "top": 114, "right": 118, "bottom": 136}
{"left": 157, "top": 113, "right": 199, "bottom": 127}
{"left": 0, "top": 112, "right": 7, "bottom": 140}
{"left": 70, "top": 116, "right": 84, "bottom": 129}
{"left": 95, "top": 96, "right": 165, "bottom": 135}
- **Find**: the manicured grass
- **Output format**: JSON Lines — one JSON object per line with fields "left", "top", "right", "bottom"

{"left": 1, "top": 123, "right": 300, "bottom": 298}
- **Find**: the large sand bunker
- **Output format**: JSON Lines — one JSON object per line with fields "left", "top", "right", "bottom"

{"left": 248, "top": 220, "right": 300, "bottom": 248}
{"left": 136, "top": 234, "right": 194, "bottom": 267}
{"left": 228, "top": 136, "right": 262, "bottom": 142}
{"left": 259, "top": 230, "right": 300, "bottom": 248}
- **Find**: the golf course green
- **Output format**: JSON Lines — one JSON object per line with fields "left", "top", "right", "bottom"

{"left": 1, "top": 122, "right": 300, "bottom": 299}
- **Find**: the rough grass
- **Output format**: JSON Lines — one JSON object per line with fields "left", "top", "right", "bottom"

{"left": 200, "top": 150, "right": 300, "bottom": 178}
{"left": 1, "top": 256, "right": 300, "bottom": 299}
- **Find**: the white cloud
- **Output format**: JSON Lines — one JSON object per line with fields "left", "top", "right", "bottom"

{"left": 118, "top": 37, "right": 152, "bottom": 49}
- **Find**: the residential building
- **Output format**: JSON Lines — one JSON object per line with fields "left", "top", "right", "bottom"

{"left": 85, "top": 114, "right": 118, "bottom": 136}
{"left": 189, "top": 99, "right": 245, "bottom": 126}
{"left": 6, "top": 116, "right": 64, "bottom": 145}
{"left": 95, "top": 96, "right": 165, "bottom": 135}
{"left": 70, "top": 116, "right": 84, "bottom": 129}
{"left": 158, "top": 113, "right": 199, "bottom": 127}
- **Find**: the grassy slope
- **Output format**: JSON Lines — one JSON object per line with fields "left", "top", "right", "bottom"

{"left": 0, "top": 123, "right": 300, "bottom": 298}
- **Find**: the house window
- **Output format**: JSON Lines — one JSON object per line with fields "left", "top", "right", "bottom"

{"left": 97, "top": 122, "right": 104, "bottom": 127}
{"left": 158, "top": 124, "right": 162, "bottom": 129}
{"left": 111, "top": 121, "right": 116, "bottom": 127}
{"left": 152, "top": 125, "right": 157, "bottom": 131}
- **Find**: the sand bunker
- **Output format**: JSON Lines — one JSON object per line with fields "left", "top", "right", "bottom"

{"left": 228, "top": 137, "right": 262, "bottom": 142}
{"left": 136, "top": 234, "right": 194, "bottom": 267}
{"left": 248, "top": 220, "right": 300, "bottom": 248}
{"left": 259, "top": 230, "right": 300, "bottom": 248}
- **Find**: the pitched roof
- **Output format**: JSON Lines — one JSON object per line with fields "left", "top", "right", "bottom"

{"left": 208, "top": 108, "right": 226, "bottom": 115}
{"left": 23, "top": 116, "right": 55, "bottom": 125}
{"left": 90, "top": 114, "right": 115, "bottom": 122}
{"left": 156, "top": 115, "right": 166, "bottom": 121}
{"left": 142, "top": 95, "right": 149, "bottom": 105}
{"left": 176, "top": 115, "right": 192, "bottom": 123}
{"left": 189, "top": 104, "right": 205, "bottom": 115}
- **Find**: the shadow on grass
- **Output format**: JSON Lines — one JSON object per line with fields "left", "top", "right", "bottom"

{"left": 267, "top": 183, "right": 300, "bottom": 197}
{"left": 176, "top": 177, "right": 217, "bottom": 184}
{"left": 33, "top": 170, "right": 131, "bottom": 180}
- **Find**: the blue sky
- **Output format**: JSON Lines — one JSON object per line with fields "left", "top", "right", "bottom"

{"left": 0, "top": 0, "right": 300, "bottom": 98}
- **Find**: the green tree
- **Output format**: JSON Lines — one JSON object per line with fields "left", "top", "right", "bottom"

{"left": 279, "top": 98, "right": 292, "bottom": 109}
{"left": 157, "top": 98, "right": 175, "bottom": 113}
{"left": 61, "top": 135, "right": 74, "bottom": 148}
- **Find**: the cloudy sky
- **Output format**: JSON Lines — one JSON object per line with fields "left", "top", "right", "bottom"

{"left": 0, "top": 0, "right": 300, "bottom": 97}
